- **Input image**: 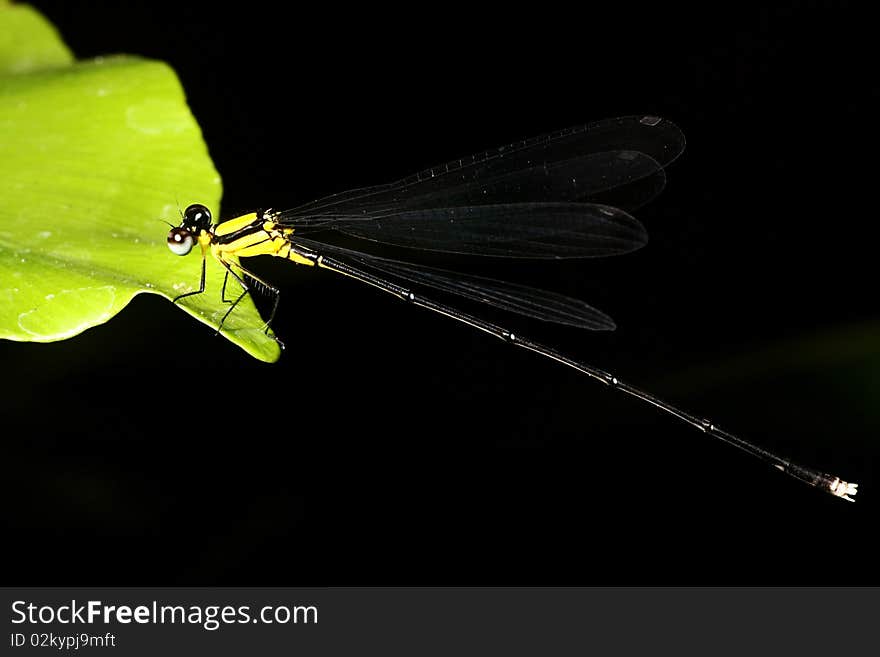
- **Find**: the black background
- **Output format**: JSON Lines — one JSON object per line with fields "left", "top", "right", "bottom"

{"left": 4, "top": 2, "right": 878, "bottom": 583}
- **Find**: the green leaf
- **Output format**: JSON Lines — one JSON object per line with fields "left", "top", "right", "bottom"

{"left": 0, "top": 3, "right": 73, "bottom": 73}
{"left": 0, "top": 6, "right": 281, "bottom": 363}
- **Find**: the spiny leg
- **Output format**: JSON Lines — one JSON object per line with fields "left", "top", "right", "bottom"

{"left": 221, "top": 269, "right": 233, "bottom": 303}
{"left": 215, "top": 258, "right": 251, "bottom": 334}
{"left": 225, "top": 259, "right": 281, "bottom": 335}
{"left": 216, "top": 258, "right": 284, "bottom": 348}
{"left": 172, "top": 249, "right": 206, "bottom": 304}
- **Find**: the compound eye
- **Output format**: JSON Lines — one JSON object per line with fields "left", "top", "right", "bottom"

{"left": 183, "top": 203, "right": 212, "bottom": 231}
{"left": 167, "top": 227, "right": 194, "bottom": 255}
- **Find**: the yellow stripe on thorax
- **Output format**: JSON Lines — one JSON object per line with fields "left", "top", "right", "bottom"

{"left": 211, "top": 213, "right": 313, "bottom": 266}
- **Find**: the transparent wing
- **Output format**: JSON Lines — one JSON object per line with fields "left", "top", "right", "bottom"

{"left": 288, "top": 116, "right": 684, "bottom": 216}
{"left": 293, "top": 237, "right": 615, "bottom": 330}
{"left": 299, "top": 203, "right": 648, "bottom": 259}
{"left": 273, "top": 116, "right": 684, "bottom": 258}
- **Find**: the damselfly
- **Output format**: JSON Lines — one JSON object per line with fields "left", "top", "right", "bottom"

{"left": 165, "top": 115, "right": 857, "bottom": 501}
